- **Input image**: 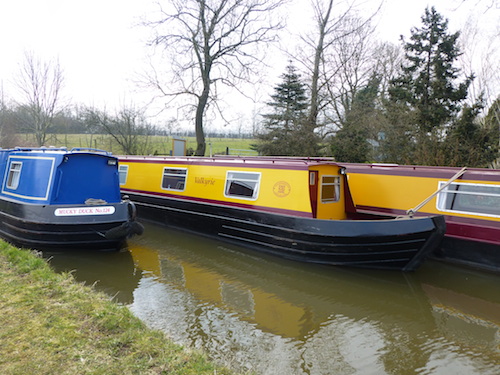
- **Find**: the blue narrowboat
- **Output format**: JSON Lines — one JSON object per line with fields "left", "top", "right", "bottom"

{"left": 0, "top": 147, "right": 143, "bottom": 251}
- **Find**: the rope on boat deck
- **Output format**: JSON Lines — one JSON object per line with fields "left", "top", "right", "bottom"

{"left": 406, "top": 166, "right": 467, "bottom": 218}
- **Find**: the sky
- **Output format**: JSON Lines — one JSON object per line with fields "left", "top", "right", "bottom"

{"left": 0, "top": 0, "right": 498, "bottom": 130}
{"left": 0, "top": 0, "right": 150, "bottom": 108}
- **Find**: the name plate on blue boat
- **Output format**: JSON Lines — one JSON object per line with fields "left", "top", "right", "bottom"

{"left": 54, "top": 206, "right": 116, "bottom": 216}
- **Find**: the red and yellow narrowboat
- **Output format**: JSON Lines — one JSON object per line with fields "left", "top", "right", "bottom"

{"left": 118, "top": 156, "right": 445, "bottom": 271}
{"left": 344, "top": 163, "right": 500, "bottom": 273}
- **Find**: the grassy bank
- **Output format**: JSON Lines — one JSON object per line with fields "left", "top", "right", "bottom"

{"left": 0, "top": 241, "right": 234, "bottom": 375}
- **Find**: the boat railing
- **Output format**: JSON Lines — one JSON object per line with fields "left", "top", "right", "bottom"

{"left": 8, "top": 146, "right": 68, "bottom": 152}
{"left": 70, "top": 147, "right": 112, "bottom": 155}
{"left": 3, "top": 147, "right": 112, "bottom": 155}
{"left": 126, "top": 154, "right": 338, "bottom": 165}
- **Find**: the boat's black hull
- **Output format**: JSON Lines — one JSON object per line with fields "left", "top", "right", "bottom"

{"left": 433, "top": 236, "right": 500, "bottom": 274}
{"left": 125, "top": 192, "right": 446, "bottom": 271}
{"left": 353, "top": 206, "right": 500, "bottom": 273}
{"left": 0, "top": 199, "right": 143, "bottom": 251}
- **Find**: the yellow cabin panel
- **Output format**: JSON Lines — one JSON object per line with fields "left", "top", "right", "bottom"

{"left": 348, "top": 174, "right": 437, "bottom": 212}
{"left": 347, "top": 172, "right": 500, "bottom": 222}
{"left": 121, "top": 161, "right": 315, "bottom": 215}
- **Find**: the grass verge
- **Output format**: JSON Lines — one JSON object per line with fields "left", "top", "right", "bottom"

{"left": 0, "top": 241, "right": 234, "bottom": 375}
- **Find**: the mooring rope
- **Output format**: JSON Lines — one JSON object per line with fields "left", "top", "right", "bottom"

{"left": 406, "top": 166, "right": 467, "bottom": 218}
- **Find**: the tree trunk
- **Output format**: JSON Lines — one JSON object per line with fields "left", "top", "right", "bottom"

{"left": 308, "top": 0, "right": 333, "bottom": 132}
{"left": 195, "top": 84, "right": 209, "bottom": 156}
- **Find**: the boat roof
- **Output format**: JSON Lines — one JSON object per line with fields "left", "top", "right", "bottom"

{"left": 118, "top": 155, "right": 343, "bottom": 170}
{"left": 0, "top": 147, "right": 113, "bottom": 156}
{"left": 344, "top": 162, "right": 500, "bottom": 182}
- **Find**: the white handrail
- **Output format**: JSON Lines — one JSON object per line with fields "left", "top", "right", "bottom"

{"left": 406, "top": 166, "right": 467, "bottom": 217}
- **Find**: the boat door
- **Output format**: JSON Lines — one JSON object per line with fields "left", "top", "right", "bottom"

{"left": 312, "top": 166, "right": 347, "bottom": 220}
{"left": 309, "top": 171, "right": 318, "bottom": 218}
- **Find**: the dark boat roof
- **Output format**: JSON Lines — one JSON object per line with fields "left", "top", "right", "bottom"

{"left": 0, "top": 147, "right": 113, "bottom": 156}
{"left": 118, "top": 155, "right": 342, "bottom": 170}
{"left": 344, "top": 162, "right": 500, "bottom": 182}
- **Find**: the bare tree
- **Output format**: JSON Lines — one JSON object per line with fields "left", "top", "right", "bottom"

{"left": 303, "top": 0, "right": 347, "bottom": 133}
{"left": 15, "top": 51, "right": 64, "bottom": 146}
{"left": 144, "top": 0, "right": 286, "bottom": 155}
{"left": 371, "top": 42, "right": 403, "bottom": 98}
{"left": 455, "top": 0, "right": 499, "bottom": 11}
{"left": 0, "top": 84, "right": 19, "bottom": 147}
{"left": 295, "top": 0, "right": 381, "bottom": 135}
{"left": 83, "top": 105, "right": 156, "bottom": 155}
{"left": 458, "top": 14, "right": 500, "bottom": 109}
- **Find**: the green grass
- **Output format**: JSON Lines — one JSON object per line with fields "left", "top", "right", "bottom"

{"left": 0, "top": 241, "right": 235, "bottom": 375}
{"left": 16, "top": 133, "right": 256, "bottom": 156}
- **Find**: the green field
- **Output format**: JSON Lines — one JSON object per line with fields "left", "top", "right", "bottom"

{"left": 16, "top": 133, "right": 257, "bottom": 156}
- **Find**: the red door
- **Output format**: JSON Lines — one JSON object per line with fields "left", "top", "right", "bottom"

{"left": 309, "top": 171, "right": 318, "bottom": 218}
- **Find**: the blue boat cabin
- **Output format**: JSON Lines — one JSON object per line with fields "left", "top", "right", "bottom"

{"left": 0, "top": 148, "right": 122, "bottom": 205}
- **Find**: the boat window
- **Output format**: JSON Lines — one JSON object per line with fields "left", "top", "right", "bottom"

{"left": 6, "top": 161, "right": 22, "bottom": 189}
{"left": 118, "top": 165, "right": 128, "bottom": 185}
{"left": 436, "top": 182, "right": 500, "bottom": 217}
{"left": 225, "top": 171, "right": 260, "bottom": 200}
{"left": 162, "top": 168, "right": 187, "bottom": 191}
{"left": 320, "top": 175, "right": 340, "bottom": 203}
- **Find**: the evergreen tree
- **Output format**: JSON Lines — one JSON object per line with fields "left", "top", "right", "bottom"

{"left": 486, "top": 98, "right": 500, "bottom": 167}
{"left": 386, "top": 6, "right": 473, "bottom": 165}
{"left": 445, "top": 97, "right": 499, "bottom": 167}
{"left": 256, "top": 64, "right": 317, "bottom": 156}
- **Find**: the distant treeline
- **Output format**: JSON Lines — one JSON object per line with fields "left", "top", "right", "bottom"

{"left": 1, "top": 106, "right": 252, "bottom": 138}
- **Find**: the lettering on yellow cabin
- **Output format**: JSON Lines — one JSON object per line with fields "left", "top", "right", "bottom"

{"left": 195, "top": 177, "right": 215, "bottom": 186}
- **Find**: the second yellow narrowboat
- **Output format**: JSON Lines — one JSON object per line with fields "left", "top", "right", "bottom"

{"left": 344, "top": 163, "right": 500, "bottom": 273}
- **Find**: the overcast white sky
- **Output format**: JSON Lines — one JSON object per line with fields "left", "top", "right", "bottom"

{"left": 0, "top": 0, "right": 149, "bottom": 108}
{"left": 0, "top": 0, "right": 498, "bottom": 129}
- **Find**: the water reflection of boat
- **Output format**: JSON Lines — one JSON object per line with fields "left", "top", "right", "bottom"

{"left": 40, "top": 217, "right": 498, "bottom": 375}
{"left": 118, "top": 156, "right": 445, "bottom": 271}
{"left": 417, "top": 262, "right": 500, "bottom": 351}
{"left": 127, "top": 224, "right": 433, "bottom": 339}
{"left": 126, "top": 224, "right": 500, "bottom": 374}
{"left": 130, "top": 226, "right": 422, "bottom": 339}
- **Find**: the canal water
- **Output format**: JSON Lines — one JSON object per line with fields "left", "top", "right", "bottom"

{"left": 46, "top": 221, "right": 500, "bottom": 374}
